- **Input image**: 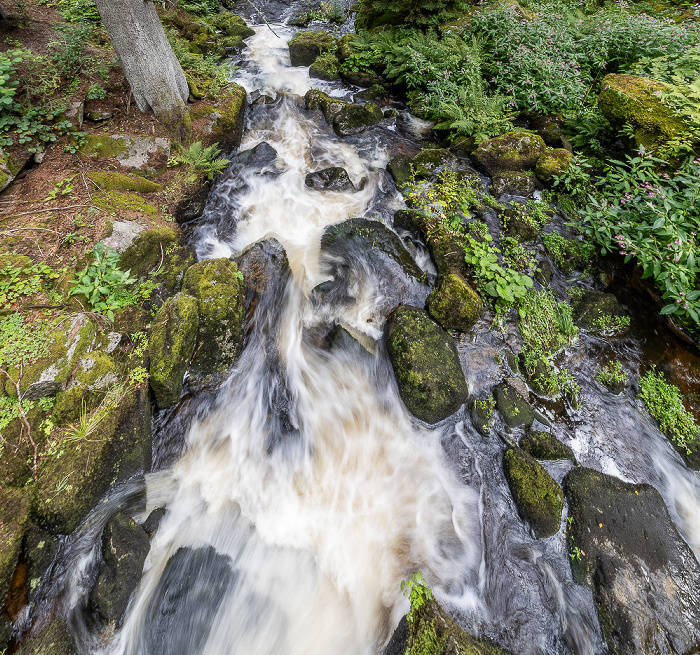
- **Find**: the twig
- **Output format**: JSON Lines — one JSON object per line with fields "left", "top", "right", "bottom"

{"left": 244, "top": 0, "right": 280, "bottom": 38}
{"left": 1, "top": 204, "right": 94, "bottom": 220}
{"left": 1, "top": 227, "right": 61, "bottom": 235}
{"left": 155, "top": 242, "right": 165, "bottom": 274}
{"left": 81, "top": 170, "right": 93, "bottom": 201}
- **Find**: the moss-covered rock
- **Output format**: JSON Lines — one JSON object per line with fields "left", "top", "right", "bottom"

{"left": 490, "top": 170, "right": 538, "bottom": 197}
{"left": 212, "top": 83, "right": 247, "bottom": 149}
{"left": 494, "top": 380, "right": 535, "bottom": 427}
{"left": 411, "top": 148, "right": 457, "bottom": 178}
{"left": 428, "top": 234, "right": 469, "bottom": 277}
{"left": 426, "top": 272, "right": 482, "bottom": 332}
{"left": 209, "top": 12, "right": 255, "bottom": 39}
{"left": 17, "top": 619, "right": 76, "bottom": 655}
{"left": 90, "top": 512, "right": 150, "bottom": 626}
{"left": 564, "top": 467, "right": 700, "bottom": 654}
{"left": 288, "top": 30, "right": 338, "bottom": 67}
{"left": 571, "top": 290, "right": 628, "bottom": 332}
{"left": 598, "top": 74, "right": 689, "bottom": 152}
{"left": 471, "top": 131, "right": 546, "bottom": 177}
{"left": 0, "top": 486, "right": 33, "bottom": 610}
{"left": 73, "top": 351, "right": 118, "bottom": 391}
{"left": 50, "top": 387, "right": 102, "bottom": 426}
{"left": 305, "top": 88, "right": 349, "bottom": 125}
{"left": 519, "top": 430, "right": 576, "bottom": 462}
{"left": 33, "top": 386, "right": 151, "bottom": 534}
{"left": 503, "top": 446, "right": 563, "bottom": 538}
{"left": 119, "top": 227, "right": 178, "bottom": 278}
{"left": 333, "top": 102, "right": 383, "bottom": 137}
{"left": 529, "top": 113, "right": 566, "bottom": 148}
{"left": 470, "top": 396, "right": 496, "bottom": 436}
{"left": 336, "top": 33, "right": 355, "bottom": 61}
{"left": 385, "top": 305, "right": 468, "bottom": 424}
{"left": 534, "top": 149, "right": 572, "bottom": 184}
{"left": 79, "top": 134, "right": 170, "bottom": 172}
{"left": 89, "top": 171, "right": 162, "bottom": 194}
{"left": 341, "top": 69, "right": 385, "bottom": 88}
{"left": 22, "top": 524, "right": 59, "bottom": 608}
{"left": 500, "top": 204, "right": 545, "bottom": 242}
{"left": 387, "top": 154, "right": 413, "bottom": 189}
{"left": 309, "top": 53, "right": 340, "bottom": 81}
{"left": 94, "top": 191, "right": 159, "bottom": 217}
{"left": 149, "top": 293, "right": 199, "bottom": 409}
{"left": 183, "top": 258, "right": 245, "bottom": 384}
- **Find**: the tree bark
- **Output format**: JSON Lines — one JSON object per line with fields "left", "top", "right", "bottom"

{"left": 94, "top": 0, "right": 190, "bottom": 139}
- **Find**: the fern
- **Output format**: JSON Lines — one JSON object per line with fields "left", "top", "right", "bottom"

{"left": 168, "top": 141, "right": 230, "bottom": 181}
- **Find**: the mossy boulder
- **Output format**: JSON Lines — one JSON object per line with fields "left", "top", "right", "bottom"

{"left": 490, "top": 170, "right": 538, "bottom": 197}
{"left": 598, "top": 74, "right": 690, "bottom": 152}
{"left": 333, "top": 102, "right": 383, "bottom": 137}
{"left": 212, "top": 83, "right": 247, "bottom": 149}
{"left": 470, "top": 396, "right": 496, "bottom": 436}
{"left": 95, "top": 191, "right": 159, "bottom": 217}
{"left": 428, "top": 234, "right": 469, "bottom": 277}
{"left": 309, "top": 53, "right": 340, "bottom": 81}
{"left": 17, "top": 619, "right": 76, "bottom": 655}
{"left": 341, "top": 69, "right": 385, "bottom": 88}
{"left": 529, "top": 113, "right": 566, "bottom": 148}
{"left": 79, "top": 134, "right": 170, "bottom": 172}
{"left": 534, "top": 149, "right": 572, "bottom": 184}
{"left": 73, "top": 351, "right": 118, "bottom": 390}
{"left": 500, "top": 204, "right": 543, "bottom": 242}
{"left": 119, "top": 227, "right": 178, "bottom": 278}
{"left": 22, "top": 524, "right": 60, "bottom": 608}
{"left": 33, "top": 386, "right": 151, "bottom": 534}
{"left": 571, "top": 290, "right": 628, "bottom": 332}
{"left": 288, "top": 31, "right": 337, "bottom": 67}
{"left": 209, "top": 12, "right": 255, "bottom": 39}
{"left": 385, "top": 305, "right": 468, "bottom": 424}
{"left": 336, "top": 33, "right": 355, "bottom": 61}
{"left": 503, "top": 446, "right": 563, "bottom": 538}
{"left": 387, "top": 154, "right": 413, "bottom": 189}
{"left": 90, "top": 512, "right": 150, "bottom": 626}
{"left": 565, "top": 467, "right": 700, "bottom": 654}
{"left": 0, "top": 487, "right": 33, "bottom": 610}
{"left": 411, "top": 148, "right": 457, "bottom": 178}
{"left": 385, "top": 595, "right": 512, "bottom": 655}
{"left": 471, "top": 131, "right": 546, "bottom": 177}
{"left": 305, "top": 88, "right": 349, "bottom": 124}
{"left": 183, "top": 258, "right": 245, "bottom": 384}
{"left": 494, "top": 380, "right": 535, "bottom": 427}
{"left": 88, "top": 170, "right": 162, "bottom": 194}
{"left": 519, "top": 430, "right": 576, "bottom": 462}
{"left": 426, "top": 272, "right": 482, "bottom": 332}
{"left": 149, "top": 293, "right": 199, "bottom": 409}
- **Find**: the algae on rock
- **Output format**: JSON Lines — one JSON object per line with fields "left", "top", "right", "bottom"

{"left": 426, "top": 272, "right": 482, "bottom": 332}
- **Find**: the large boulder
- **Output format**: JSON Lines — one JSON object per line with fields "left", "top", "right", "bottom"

{"left": 471, "top": 131, "right": 546, "bottom": 177}
{"left": 385, "top": 305, "right": 468, "bottom": 424}
{"left": 333, "top": 102, "right": 383, "bottom": 137}
{"left": 183, "top": 258, "right": 246, "bottom": 385}
{"left": 565, "top": 467, "right": 700, "bottom": 655}
{"left": 309, "top": 53, "right": 340, "bottom": 81}
{"left": 288, "top": 31, "right": 337, "bottom": 67}
{"left": 90, "top": 512, "right": 150, "bottom": 626}
{"left": 534, "top": 148, "right": 572, "bottom": 184}
{"left": 149, "top": 293, "right": 200, "bottom": 409}
{"left": 598, "top": 74, "right": 690, "bottom": 152}
{"left": 519, "top": 430, "right": 575, "bottom": 462}
{"left": 503, "top": 446, "right": 563, "bottom": 538}
{"left": 305, "top": 89, "right": 349, "bottom": 125}
{"left": 305, "top": 166, "right": 360, "bottom": 192}
{"left": 426, "top": 272, "right": 482, "bottom": 332}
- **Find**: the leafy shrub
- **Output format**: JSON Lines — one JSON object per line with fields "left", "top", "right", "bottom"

{"left": 629, "top": 44, "right": 700, "bottom": 85}
{"left": 570, "top": 152, "right": 700, "bottom": 326}
{"left": 56, "top": 0, "right": 102, "bottom": 23}
{"left": 178, "top": 0, "right": 221, "bottom": 16}
{"left": 355, "top": 0, "right": 468, "bottom": 28}
{"left": 0, "top": 50, "right": 22, "bottom": 108}
{"left": 638, "top": 367, "right": 700, "bottom": 454}
{"left": 518, "top": 288, "right": 578, "bottom": 356}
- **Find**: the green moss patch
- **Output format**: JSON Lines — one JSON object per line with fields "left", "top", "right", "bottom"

{"left": 534, "top": 149, "right": 572, "bottom": 184}
{"left": 119, "top": 227, "right": 178, "bottom": 279}
{"left": 471, "top": 131, "right": 546, "bottom": 176}
{"left": 519, "top": 430, "right": 576, "bottom": 462}
{"left": 0, "top": 486, "right": 33, "bottom": 604}
{"left": 89, "top": 170, "right": 162, "bottom": 194}
{"left": 94, "top": 191, "right": 159, "bottom": 217}
{"left": 288, "top": 31, "right": 338, "bottom": 67}
{"left": 426, "top": 272, "right": 482, "bottom": 332}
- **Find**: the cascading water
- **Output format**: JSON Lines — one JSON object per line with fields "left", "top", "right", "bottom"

{"left": 30, "top": 14, "right": 700, "bottom": 655}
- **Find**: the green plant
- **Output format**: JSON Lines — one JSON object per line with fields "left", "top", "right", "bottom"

{"left": 178, "top": 0, "right": 221, "bottom": 16}
{"left": 0, "top": 262, "right": 61, "bottom": 306}
{"left": 69, "top": 241, "right": 137, "bottom": 321}
{"left": 86, "top": 82, "right": 107, "bottom": 100}
{"left": 570, "top": 545, "right": 584, "bottom": 562}
{"left": 501, "top": 236, "right": 536, "bottom": 273}
{"left": 401, "top": 572, "right": 433, "bottom": 617}
{"left": 45, "top": 176, "right": 75, "bottom": 201}
{"left": 168, "top": 141, "right": 230, "bottom": 181}
{"left": 596, "top": 361, "right": 628, "bottom": 390}
{"left": 542, "top": 232, "right": 594, "bottom": 274}
{"left": 56, "top": 0, "right": 102, "bottom": 24}
{"left": 473, "top": 396, "right": 496, "bottom": 432}
{"left": 518, "top": 288, "right": 578, "bottom": 356}
{"left": 355, "top": 0, "right": 468, "bottom": 28}
{"left": 308, "top": 0, "right": 346, "bottom": 23}
{"left": 64, "top": 381, "right": 129, "bottom": 442}
{"left": 0, "top": 49, "right": 23, "bottom": 108}
{"left": 589, "top": 313, "right": 630, "bottom": 336}
{"left": 638, "top": 367, "right": 700, "bottom": 455}
{"left": 49, "top": 24, "right": 94, "bottom": 78}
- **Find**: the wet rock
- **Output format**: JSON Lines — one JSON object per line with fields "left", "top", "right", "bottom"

{"left": 138, "top": 546, "right": 236, "bottom": 654}
{"left": 534, "top": 149, "right": 572, "bottom": 184}
{"left": 470, "top": 396, "right": 496, "bottom": 436}
{"left": 519, "top": 430, "right": 576, "bottom": 462}
{"left": 384, "top": 594, "right": 511, "bottom": 655}
{"left": 183, "top": 258, "right": 245, "bottom": 386}
{"left": 565, "top": 467, "right": 700, "bottom": 655}
{"left": 411, "top": 148, "right": 457, "bottom": 178}
{"left": 288, "top": 13, "right": 310, "bottom": 26}
{"left": 426, "top": 272, "right": 482, "bottom": 332}
{"left": 0, "top": 487, "right": 32, "bottom": 615}
{"left": 571, "top": 290, "right": 628, "bottom": 332}
{"left": 209, "top": 12, "right": 255, "bottom": 40}
{"left": 22, "top": 525, "right": 59, "bottom": 606}
{"left": 385, "top": 305, "right": 468, "bottom": 424}
{"left": 490, "top": 170, "right": 538, "bottom": 197}
{"left": 428, "top": 234, "right": 469, "bottom": 277}
{"left": 17, "top": 619, "right": 76, "bottom": 655}
{"left": 504, "top": 446, "right": 564, "bottom": 538}
{"left": 33, "top": 387, "right": 151, "bottom": 534}
{"left": 494, "top": 380, "right": 535, "bottom": 428}
{"left": 251, "top": 93, "right": 275, "bottom": 106}
{"left": 90, "top": 512, "right": 150, "bottom": 626}
{"left": 210, "top": 84, "right": 247, "bottom": 151}
{"left": 333, "top": 102, "right": 383, "bottom": 137}
{"left": 119, "top": 227, "right": 178, "bottom": 278}
{"left": 392, "top": 209, "right": 422, "bottom": 237}
{"left": 529, "top": 114, "right": 566, "bottom": 148}
{"left": 500, "top": 204, "right": 542, "bottom": 242}
{"left": 305, "top": 166, "right": 359, "bottom": 192}
{"left": 309, "top": 53, "right": 340, "bottom": 81}
{"left": 534, "top": 260, "right": 553, "bottom": 286}
{"left": 598, "top": 74, "right": 690, "bottom": 152}
{"left": 232, "top": 141, "right": 278, "bottom": 173}
{"left": 305, "top": 89, "right": 349, "bottom": 124}
{"left": 149, "top": 293, "right": 199, "bottom": 409}
{"left": 320, "top": 218, "right": 429, "bottom": 318}
{"left": 141, "top": 507, "right": 166, "bottom": 536}
{"left": 471, "top": 131, "right": 546, "bottom": 177}
{"left": 288, "top": 30, "right": 337, "bottom": 67}
{"left": 386, "top": 154, "right": 412, "bottom": 189}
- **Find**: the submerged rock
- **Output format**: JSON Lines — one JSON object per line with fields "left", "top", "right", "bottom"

{"left": 494, "top": 380, "right": 535, "bottom": 428}
{"left": 503, "top": 446, "right": 563, "bottom": 538}
{"left": 305, "top": 166, "right": 360, "bottom": 192}
{"left": 426, "top": 272, "right": 482, "bottom": 332}
{"left": 471, "top": 131, "right": 546, "bottom": 177}
{"left": 149, "top": 293, "right": 199, "bottom": 409}
{"left": 565, "top": 467, "right": 700, "bottom": 654}
{"left": 288, "top": 31, "right": 337, "bottom": 67}
{"left": 90, "top": 512, "right": 150, "bottom": 626}
{"left": 385, "top": 305, "right": 468, "bottom": 424}
{"left": 519, "top": 430, "right": 576, "bottom": 462}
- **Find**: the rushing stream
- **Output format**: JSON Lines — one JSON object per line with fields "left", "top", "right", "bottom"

{"left": 26, "top": 9, "right": 700, "bottom": 655}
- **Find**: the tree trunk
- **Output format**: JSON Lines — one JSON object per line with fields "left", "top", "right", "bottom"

{"left": 94, "top": 0, "right": 190, "bottom": 139}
